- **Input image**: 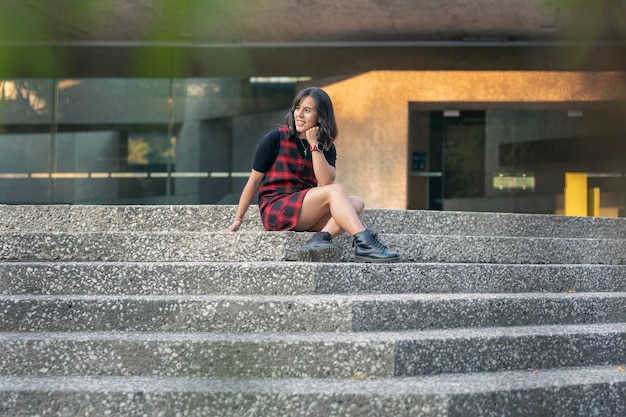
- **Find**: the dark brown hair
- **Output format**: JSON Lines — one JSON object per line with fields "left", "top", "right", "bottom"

{"left": 285, "top": 87, "right": 338, "bottom": 148}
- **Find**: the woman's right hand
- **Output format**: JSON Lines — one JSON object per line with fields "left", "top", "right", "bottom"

{"left": 220, "top": 219, "right": 243, "bottom": 233}
{"left": 221, "top": 169, "right": 264, "bottom": 233}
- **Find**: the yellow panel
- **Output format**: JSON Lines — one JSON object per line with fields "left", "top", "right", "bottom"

{"left": 564, "top": 173, "right": 588, "bottom": 216}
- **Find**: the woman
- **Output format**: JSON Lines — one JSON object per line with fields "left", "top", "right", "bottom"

{"left": 224, "top": 87, "right": 399, "bottom": 263}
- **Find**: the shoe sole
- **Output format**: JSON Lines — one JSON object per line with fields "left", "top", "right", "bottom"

{"left": 354, "top": 254, "right": 401, "bottom": 263}
{"left": 297, "top": 245, "right": 344, "bottom": 263}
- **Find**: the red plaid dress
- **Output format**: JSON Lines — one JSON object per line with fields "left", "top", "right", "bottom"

{"left": 258, "top": 126, "right": 317, "bottom": 231}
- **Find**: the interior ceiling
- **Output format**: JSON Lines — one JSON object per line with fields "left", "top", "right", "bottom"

{"left": 0, "top": 0, "right": 625, "bottom": 78}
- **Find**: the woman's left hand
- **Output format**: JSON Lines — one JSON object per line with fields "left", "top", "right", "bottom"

{"left": 305, "top": 125, "right": 319, "bottom": 145}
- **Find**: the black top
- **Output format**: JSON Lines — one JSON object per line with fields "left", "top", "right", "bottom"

{"left": 252, "top": 128, "right": 337, "bottom": 173}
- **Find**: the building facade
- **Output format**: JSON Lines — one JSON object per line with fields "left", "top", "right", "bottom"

{"left": 1, "top": 0, "right": 624, "bottom": 215}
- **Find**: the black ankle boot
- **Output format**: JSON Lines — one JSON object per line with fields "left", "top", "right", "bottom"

{"left": 352, "top": 229, "right": 400, "bottom": 263}
{"left": 297, "top": 231, "right": 344, "bottom": 262}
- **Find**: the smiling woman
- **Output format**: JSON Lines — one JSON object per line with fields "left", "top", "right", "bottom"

{"left": 222, "top": 86, "right": 401, "bottom": 263}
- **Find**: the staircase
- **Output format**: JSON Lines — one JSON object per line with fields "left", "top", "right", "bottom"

{"left": 0, "top": 205, "right": 625, "bottom": 416}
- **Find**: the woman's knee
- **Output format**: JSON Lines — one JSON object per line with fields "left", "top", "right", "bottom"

{"left": 322, "top": 184, "right": 364, "bottom": 214}
{"left": 331, "top": 183, "right": 346, "bottom": 193}
{"left": 350, "top": 196, "right": 365, "bottom": 215}
{"left": 324, "top": 183, "right": 347, "bottom": 199}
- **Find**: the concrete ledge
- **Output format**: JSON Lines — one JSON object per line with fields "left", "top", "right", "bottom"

{"left": 1, "top": 324, "right": 625, "bottom": 378}
{"left": 0, "top": 295, "right": 354, "bottom": 333}
{"left": 1, "top": 366, "right": 624, "bottom": 417}
{"left": 0, "top": 261, "right": 320, "bottom": 296}
{"left": 2, "top": 204, "right": 625, "bottom": 416}
{"left": 335, "top": 234, "right": 626, "bottom": 264}
{"left": 361, "top": 208, "right": 626, "bottom": 239}
{"left": 350, "top": 292, "right": 626, "bottom": 331}
{"left": 2, "top": 262, "right": 626, "bottom": 296}
{"left": 313, "top": 263, "right": 626, "bottom": 295}
{"left": 0, "top": 205, "right": 251, "bottom": 233}
{"left": 1, "top": 293, "right": 625, "bottom": 333}
{"left": 394, "top": 323, "right": 626, "bottom": 376}
{"left": 0, "top": 331, "right": 397, "bottom": 379}
{"left": 2, "top": 205, "right": 625, "bottom": 238}
{"left": 0, "top": 231, "right": 292, "bottom": 262}
{"left": 1, "top": 231, "right": 624, "bottom": 264}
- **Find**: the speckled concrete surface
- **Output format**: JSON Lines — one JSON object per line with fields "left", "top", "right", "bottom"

{"left": 392, "top": 322, "right": 626, "bottom": 376}
{"left": 0, "top": 294, "right": 355, "bottom": 332}
{"left": 1, "top": 324, "right": 625, "bottom": 378}
{"left": 0, "top": 366, "right": 624, "bottom": 417}
{"left": 1, "top": 205, "right": 625, "bottom": 416}
{"left": 2, "top": 262, "right": 625, "bottom": 296}
{"left": 0, "top": 231, "right": 293, "bottom": 262}
{"left": 2, "top": 204, "right": 625, "bottom": 238}
{"left": 335, "top": 233, "right": 626, "bottom": 264}
{"left": 1, "top": 293, "right": 625, "bottom": 333}
{"left": 0, "top": 331, "right": 397, "bottom": 378}
{"left": 350, "top": 292, "right": 626, "bottom": 331}
{"left": 1, "top": 231, "right": 624, "bottom": 263}
{"left": 360, "top": 208, "right": 626, "bottom": 239}
{"left": 0, "top": 205, "right": 262, "bottom": 233}
{"left": 0, "top": 375, "right": 449, "bottom": 417}
{"left": 312, "top": 263, "right": 626, "bottom": 294}
{"left": 0, "top": 261, "right": 321, "bottom": 295}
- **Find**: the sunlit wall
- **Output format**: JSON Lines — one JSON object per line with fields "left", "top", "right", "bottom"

{"left": 322, "top": 71, "right": 626, "bottom": 215}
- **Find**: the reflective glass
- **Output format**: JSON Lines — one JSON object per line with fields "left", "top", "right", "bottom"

{"left": 422, "top": 105, "right": 626, "bottom": 216}
{"left": 0, "top": 78, "right": 295, "bottom": 205}
{"left": 0, "top": 79, "right": 54, "bottom": 203}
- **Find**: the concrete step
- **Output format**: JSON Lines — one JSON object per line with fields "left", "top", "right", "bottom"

{"left": 1, "top": 293, "right": 625, "bottom": 333}
{"left": 3, "top": 262, "right": 625, "bottom": 296}
{"left": 0, "top": 231, "right": 291, "bottom": 263}
{"left": 2, "top": 324, "right": 625, "bottom": 378}
{"left": 3, "top": 204, "right": 625, "bottom": 239}
{"left": 335, "top": 233, "right": 626, "bottom": 264}
{"left": 1, "top": 366, "right": 624, "bottom": 416}
{"left": 1, "top": 204, "right": 625, "bottom": 417}
{"left": 2, "top": 231, "right": 624, "bottom": 264}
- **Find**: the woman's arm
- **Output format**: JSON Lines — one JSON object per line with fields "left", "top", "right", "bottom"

{"left": 310, "top": 150, "right": 336, "bottom": 186}
{"left": 305, "top": 126, "right": 336, "bottom": 186}
{"left": 223, "top": 169, "right": 265, "bottom": 232}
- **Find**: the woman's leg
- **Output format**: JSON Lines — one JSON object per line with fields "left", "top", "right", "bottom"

{"left": 317, "top": 195, "right": 365, "bottom": 236}
{"left": 299, "top": 195, "right": 365, "bottom": 237}
{"left": 296, "top": 183, "right": 400, "bottom": 263}
{"left": 295, "top": 184, "right": 365, "bottom": 236}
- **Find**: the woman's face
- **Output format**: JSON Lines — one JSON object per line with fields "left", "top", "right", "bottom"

{"left": 293, "top": 95, "right": 319, "bottom": 135}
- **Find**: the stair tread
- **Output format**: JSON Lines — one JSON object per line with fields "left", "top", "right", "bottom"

{"left": 3, "top": 322, "right": 626, "bottom": 341}
{"left": 2, "top": 205, "right": 625, "bottom": 416}
{"left": 2, "top": 367, "right": 623, "bottom": 417}
{"left": 3, "top": 261, "right": 625, "bottom": 296}
{"left": 1, "top": 292, "right": 624, "bottom": 333}
{"left": 4, "top": 291, "right": 626, "bottom": 301}
{"left": 3, "top": 205, "right": 625, "bottom": 239}
{"left": 1, "top": 365, "right": 624, "bottom": 394}
{"left": 1, "top": 231, "right": 624, "bottom": 264}
{"left": 2, "top": 230, "right": 625, "bottom": 239}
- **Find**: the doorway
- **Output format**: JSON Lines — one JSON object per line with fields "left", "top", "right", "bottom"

{"left": 407, "top": 109, "right": 485, "bottom": 211}
{"left": 408, "top": 103, "right": 626, "bottom": 216}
